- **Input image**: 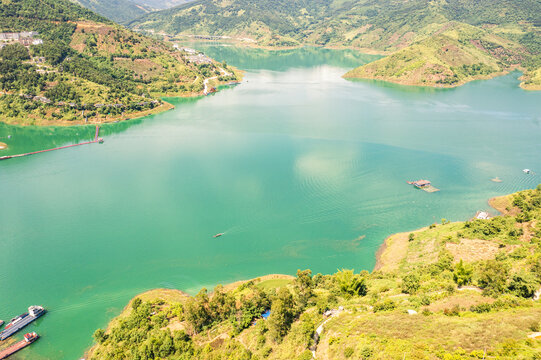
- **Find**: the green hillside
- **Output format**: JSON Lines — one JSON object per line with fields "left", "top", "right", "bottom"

{"left": 88, "top": 186, "right": 541, "bottom": 359}
{"left": 344, "top": 22, "right": 527, "bottom": 87}
{"left": 128, "top": 0, "right": 541, "bottom": 89}
{"left": 128, "top": 0, "right": 539, "bottom": 50}
{"left": 0, "top": 0, "right": 240, "bottom": 126}
{"left": 70, "top": 0, "right": 151, "bottom": 24}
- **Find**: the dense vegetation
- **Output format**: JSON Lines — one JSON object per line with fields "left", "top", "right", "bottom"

{"left": 89, "top": 186, "right": 541, "bottom": 359}
{"left": 0, "top": 0, "right": 239, "bottom": 125}
{"left": 129, "top": 0, "right": 541, "bottom": 89}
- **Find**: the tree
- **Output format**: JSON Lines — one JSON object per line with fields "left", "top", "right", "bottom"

{"left": 478, "top": 260, "right": 509, "bottom": 296}
{"left": 508, "top": 272, "right": 539, "bottom": 298}
{"left": 401, "top": 273, "right": 420, "bottom": 294}
{"left": 0, "top": 43, "right": 30, "bottom": 61}
{"left": 408, "top": 233, "right": 415, "bottom": 242}
{"left": 453, "top": 260, "right": 473, "bottom": 287}
{"left": 132, "top": 297, "right": 142, "bottom": 310}
{"left": 294, "top": 269, "right": 314, "bottom": 309}
{"left": 268, "top": 287, "right": 295, "bottom": 340}
{"left": 335, "top": 269, "right": 367, "bottom": 297}
{"left": 93, "top": 328, "right": 107, "bottom": 344}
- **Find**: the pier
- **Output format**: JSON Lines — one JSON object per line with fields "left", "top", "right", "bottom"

{"left": 0, "top": 126, "right": 103, "bottom": 161}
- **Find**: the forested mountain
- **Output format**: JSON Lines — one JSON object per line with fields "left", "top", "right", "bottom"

{"left": 70, "top": 0, "right": 151, "bottom": 24}
{"left": 89, "top": 187, "right": 541, "bottom": 359}
{"left": 0, "top": 0, "right": 239, "bottom": 125}
{"left": 129, "top": 0, "right": 541, "bottom": 88}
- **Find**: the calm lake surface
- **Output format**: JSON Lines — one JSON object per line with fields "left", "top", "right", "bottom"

{"left": 0, "top": 46, "right": 540, "bottom": 359}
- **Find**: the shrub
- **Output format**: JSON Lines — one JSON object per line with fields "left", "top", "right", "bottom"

{"left": 470, "top": 303, "right": 492, "bottom": 313}
{"left": 478, "top": 260, "right": 509, "bottom": 296}
{"left": 402, "top": 274, "right": 421, "bottom": 294}
{"left": 408, "top": 233, "right": 415, "bottom": 241}
{"left": 360, "top": 346, "right": 374, "bottom": 359}
{"left": 296, "top": 350, "right": 312, "bottom": 360}
{"left": 453, "top": 260, "right": 473, "bottom": 287}
{"left": 344, "top": 347, "right": 354, "bottom": 358}
{"left": 443, "top": 304, "right": 461, "bottom": 316}
{"left": 335, "top": 269, "right": 368, "bottom": 297}
{"left": 373, "top": 299, "right": 396, "bottom": 312}
{"left": 508, "top": 272, "right": 539, "bottom": 298}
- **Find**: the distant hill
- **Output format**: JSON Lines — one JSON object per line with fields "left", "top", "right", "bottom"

{"left": 344, "top": 22, "right": 528, "bottom": 88}
{"left": 0, "top": 0, "right": 240, "bottom": 125}
{"left": 129, "top": 0, "right": 195, "bottom": 10}
{"left": 70, "top": 0, "right": 151, "bottom": 24}
{"left": 128, "top": 0, "right": 541, "bottom": 89}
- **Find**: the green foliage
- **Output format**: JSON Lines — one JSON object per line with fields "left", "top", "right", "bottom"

{"left": 508, "top": 272, "right": 539, "bottom": 298}
{"left": 268, "top": 287, "right": 295, "bottom": 340}
{"left": 335, "top": 269, "right": 368, "bottom": 297}
{"left": 478, "top": 260, "right": 509, "bottom": 297}
{"left": 453, "top": 260, "right": 473, "bottom": 287}
{"left": 294, "top": 269, "right": 314, "bottom": 309}
{"left": 0, "top": 43, "right": 30, "bottom": 61}
{"left": 401, "top": 273, "right": 421, "bottom": 294}
{"left": 373, "top": 298, "right": 396, "bottom": 312}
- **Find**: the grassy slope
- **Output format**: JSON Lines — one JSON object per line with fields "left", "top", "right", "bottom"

{"left": 89, "top": 187, "right": 541, "bottom": 360}
{"left": 344, "top": 22, "right": 527, "bottom": 87}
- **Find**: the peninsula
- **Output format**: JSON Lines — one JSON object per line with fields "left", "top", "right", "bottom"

{"left": 0, "top": 0, "right": 241, "bottom": 126}
{"left": 87, "top": 186, "right": 541, "bottom": 359}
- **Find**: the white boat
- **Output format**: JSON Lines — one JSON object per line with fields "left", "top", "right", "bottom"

{"left": 523, "top": 169, "right": 531, "bottom": 174}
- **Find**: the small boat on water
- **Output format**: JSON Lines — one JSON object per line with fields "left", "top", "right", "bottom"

{"left": 0, "top": 320, "right": 4, "bottom": 327}
{"left": 523, "top": 169, "right": 532, "bottom": 174}
{"left": 213, "top": 233, "right": 225, "bottom": 238}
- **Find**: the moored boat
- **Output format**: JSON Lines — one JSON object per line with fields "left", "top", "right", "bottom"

{"left": 0, "top": 332, "right": 39, "bottom": 360}
{"left": 0, "top": 306, "right": 46, "bottom": 341}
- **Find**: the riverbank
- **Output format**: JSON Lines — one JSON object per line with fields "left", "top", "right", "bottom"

{"left": 373, "top": 193, "right": 514, "bottom": 272}
{"left": 0, "top": 72, "right": 244, "bottom": 127}
{"left": 86, "top": 185, "right": 541, "bottom": 359}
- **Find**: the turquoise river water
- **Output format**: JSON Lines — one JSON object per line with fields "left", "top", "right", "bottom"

{"left": 0, "top": 46, "right": 540, "bottom": 359}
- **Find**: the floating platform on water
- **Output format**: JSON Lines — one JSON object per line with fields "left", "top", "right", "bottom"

{"left": 407, "top": 179, "right": 440, "bottom": 193}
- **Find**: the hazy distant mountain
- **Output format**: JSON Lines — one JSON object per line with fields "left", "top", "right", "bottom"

{"left": 128, "top": 0, "right": 196, "bottom": 10}
{"left": 71, "top": 0, "right": 151, "bottom": 23}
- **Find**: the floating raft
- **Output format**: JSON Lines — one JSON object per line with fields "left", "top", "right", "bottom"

{"left": 407, "top": 179, "right": 440, "bottom": 193}
{"left": 0, "top": 126, "right": 103, "bottom": 161}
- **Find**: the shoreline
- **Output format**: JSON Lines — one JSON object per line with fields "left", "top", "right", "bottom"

{"left": 84, "top": 274, "right": 294, "bottom": 359}
{"left": 344, "top": 69, "right": 513, "bottom": 89}
{"left": 0, "top": 71, "right": 244, "bottom": 127}
{"left": 373, "top": 193, "right": 514, "bottom": 272}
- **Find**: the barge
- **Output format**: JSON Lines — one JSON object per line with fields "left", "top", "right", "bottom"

{"left": 0, "top": 306, "right": 45, "bottom": 341}
{"left": 0, "top": 332, "right": 39, "bottom": 359}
